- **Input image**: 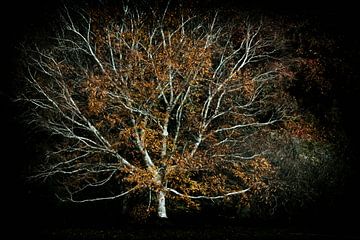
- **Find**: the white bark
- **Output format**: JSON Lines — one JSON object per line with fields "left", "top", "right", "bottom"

{"left": 167, "top": 187, "right": 251, "bottom": 200}
{"left": 157, "top": 190, "right": 168, "bottom": 218}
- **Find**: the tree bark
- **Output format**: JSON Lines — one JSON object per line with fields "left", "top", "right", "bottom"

{"left": 157, "top": 190, "right": 168, "bottom": 218}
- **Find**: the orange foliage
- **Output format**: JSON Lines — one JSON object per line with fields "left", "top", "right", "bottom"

{"left": 24, "top": 4, "right": 324, "bottom": 218}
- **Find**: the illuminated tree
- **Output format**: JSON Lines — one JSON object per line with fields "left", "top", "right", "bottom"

{"left": 21, "top": 5, "right": 293, "bottom": 218}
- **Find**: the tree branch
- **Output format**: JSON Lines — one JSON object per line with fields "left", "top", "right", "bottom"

{"left": 167, "top": 187, "right": 250, "bottom": 200}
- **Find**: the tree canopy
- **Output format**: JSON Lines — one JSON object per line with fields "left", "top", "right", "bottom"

{"left": 18, "top": 2, "right": 346, "bottom": 220}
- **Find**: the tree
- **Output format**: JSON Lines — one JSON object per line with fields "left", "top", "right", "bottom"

{"left": 20, "top": 4, "right": 293, "bottom": 218}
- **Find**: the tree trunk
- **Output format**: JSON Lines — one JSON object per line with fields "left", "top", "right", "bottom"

{"left": 157, "top": 190, "right": 168, "bottom": 218}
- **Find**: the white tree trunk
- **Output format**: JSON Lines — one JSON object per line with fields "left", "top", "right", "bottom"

{"left": 157, "top": 190, "right": 168, "bottom": 218}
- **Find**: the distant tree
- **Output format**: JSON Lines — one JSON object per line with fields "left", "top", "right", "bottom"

{"left": 19, "top": 4, "right": 302, "bottom": 219}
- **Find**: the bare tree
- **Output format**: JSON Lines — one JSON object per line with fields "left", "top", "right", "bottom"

{"left": 20, "top": 5, "right": 289, "bottom": 218}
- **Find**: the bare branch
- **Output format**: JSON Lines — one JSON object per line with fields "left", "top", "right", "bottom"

{"left": 167, "top": 187, "right": 251, "bottom": 200}
{"left": 65, "top": 186, "right": 138, "bottom": 203}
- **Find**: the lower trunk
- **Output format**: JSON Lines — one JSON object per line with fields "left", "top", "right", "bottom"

{"left": 157, "top": 190, "right": 168, "bottom": 218}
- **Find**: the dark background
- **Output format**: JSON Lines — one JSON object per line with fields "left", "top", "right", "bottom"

{"left": 2, "top": 0, "right": 360, "bottom": 238}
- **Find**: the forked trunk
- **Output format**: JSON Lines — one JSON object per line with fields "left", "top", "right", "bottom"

{"left": 157, "top": 190, "right": 167, "bottom": 218}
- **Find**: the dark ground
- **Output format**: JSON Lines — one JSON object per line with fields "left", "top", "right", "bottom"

{"left": 26, "top": 225, "right": 360, "bottom": 240}
{"left": 11, "top": 207, "right": 360, "bottom": 239}
{"left": 2, "top": 0, "right": 360, "bottom": 239}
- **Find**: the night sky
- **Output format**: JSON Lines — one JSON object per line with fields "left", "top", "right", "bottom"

{"left": 2, "top": 0, "right": 360, "bottom": 239}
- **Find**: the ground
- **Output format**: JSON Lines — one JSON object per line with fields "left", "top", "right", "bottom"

{"left": 14, "top": 212, "right": 360, "bottom": 240}
{"left": 28, "top": 223, "right": 359, "bottom": 240}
